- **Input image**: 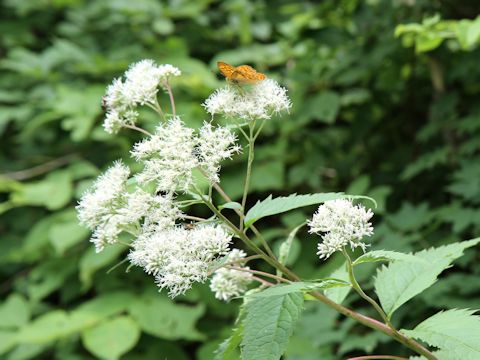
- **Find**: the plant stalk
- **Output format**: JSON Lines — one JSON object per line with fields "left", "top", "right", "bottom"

{"left": 342, "top": 249, "right": 392, "bottom": 327}
{"left": 240, "top": 121, "right": 256, "bottom": 231}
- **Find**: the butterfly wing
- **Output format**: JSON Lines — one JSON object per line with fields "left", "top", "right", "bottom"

{"left": 232, "top": 65, "right": 267, "bottom": 84}
{"left": 217, "top": 61, "right": 236, "bottom": 79}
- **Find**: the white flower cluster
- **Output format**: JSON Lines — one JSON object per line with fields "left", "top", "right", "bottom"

{"left": 210, "top": 249, "right": 253, "bottom": 301}
{"left": 308, "top": 199, "right": 374, "bottom": 260}
{"left": 128, "top": 225, "right": 233, "bottom": 298}
{"left": 132, "top": 117, "right": 197, "bottom": 193}
{"left": 196, "top": 122, "right": 241, "bottom": 183}
{"left": 132, "top": 117, "right": 240, "bottom": 193}
{"left": 202, "top": 79, "right": 292, "bottom": 120}
{"left": 103, "top": 59, "right": 181, "bottom": 134}
{"left": 76, "top": 161, "right": 181, "bottom": 252}
{"left": 81, "top": 60, "right": 281, "bottom": 299}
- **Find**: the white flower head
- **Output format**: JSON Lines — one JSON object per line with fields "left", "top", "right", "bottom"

{"left": 196, "top": 122, "right": 241, "bottom": 183}
{"left": 120, "top": 189, "right": 182, "bottom": 232}
{"left": 104, "top": 78, "right": 133, "bottom": 111}
{"left": 103, "top": 109, "right": 139, "bottom": 134}
{"left": 90, "top": 214, "right": 127, "bottom": 252}
{"left": 210, "top": 249, "right": 253, "bottom": 301}
{"left": 128, "top": 225, "right": 233, "bottom": 298}
{"left": 157, "top": 64, "right": 181, "bottom": 85}
{"left": 202, "top": 79, "right": 291, "bottom": 120}
{"left": 308, "top": 199, "right": 374, "bottom": 260}
{"left": 123, "top": 59, "right": 161, "bottom": 105}
{"left": 77, "top": 161, "right": 130, "bottom": 230}
{"left": 101, "top": 60, "right": 181, "bottom": 133}
{"left": 132, "top": 117, "right": 198, "bottom": 193}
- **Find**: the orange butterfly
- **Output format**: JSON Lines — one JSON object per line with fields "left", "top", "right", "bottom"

{"left": 217, "top": 61, "right": 267, "bottom": 85}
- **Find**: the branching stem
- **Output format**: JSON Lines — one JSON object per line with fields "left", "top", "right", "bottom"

{"left": 124, "top": 124, "right": 153, "bottom": 137}
{"left": 165, "top": 80, "right": 177, "bottom": 117}
{"left": 342, "top": 248, "right": 392, "bottom": 327}
{"left": 225, "top": 266, "right": 292, "bottom": 284}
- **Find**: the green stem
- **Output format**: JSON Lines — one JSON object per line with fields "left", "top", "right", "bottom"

{"left": 147, "top": 97, "right": 166, "bottom": 121}
{"left": 165, "top": 80, "right": 177, "bottom": 117}
{"left": 124, "top": 124, "right": 153, "bottom": 137}
{"left": 342, "top": 248, "right": 392, "bottom": 327}
{"left": 240, "top": 120, "right": 256, "bottom": 231}
{"left": 210, "top": 180, "right": 277, "bottom": 259}
{"left": 183, "top": 215, "right": 207, "bottom": 222}
{"left": 225, "top": 266, "right": 292, "bottom": 284}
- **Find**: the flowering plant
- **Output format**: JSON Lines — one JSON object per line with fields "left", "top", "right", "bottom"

{"left": 78, "top": 60, "right": 480, "bottom": 360}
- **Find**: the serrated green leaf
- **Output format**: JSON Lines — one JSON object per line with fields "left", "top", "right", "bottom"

{"left": 375, "top": 238, "right": 480, "bottom": 318}
{"left": 250, "top": 280, "right": 349, "bottom": 298}
{"left": 244, "top": 193, "right": 375, "bottom": 228}
{"left": 402, "top": 309, "right": 480, "bottom": 360}
{"left": 81, "top": 316, "right": 140, "bottom": 360}
{"left": 409, "top": 349, "right": 462, "bottom": 360}
{"left": 214, "top": 323, "right": 244, "bottom": 360}
{"left": 241, "top": 293, "right": 304, "bottom": 360}
{"left": 128, "top": 293, "right": 206, "bottom": 340}
{"left": 353, "top": 250, "right": 427, "bottom": 266}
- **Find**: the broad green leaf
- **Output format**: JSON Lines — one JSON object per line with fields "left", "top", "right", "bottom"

{"left": 416, "top": 31, "right": 444, "bottom": 52}
{"left": 69, "top": 292, "right": 136, "bottom": 331}
{"left": 402, "top": 309, "right": 480, "bottom": 359}
{"left": 0, "top": 330, "right": 16, "bottom": 355}
{"left": 0, "top": 294, "right": 30, "bottom": 329}
{"left": 244, "top": 193, "right": 375, "bottom": 228}
{"left": 82, "top": 316, "right": 140, "bottom": 360}
{"left": 55, "top": 85, "right": 104, "bottom": 141}
{"left": 352, "top": 250, "right": 426, "bottom": 266}
{"left": 26, "top": 258, "right": 77, "bottom": 302}
{"left": 16, "top": 292, "right": 135, "bottom": 345}
{"left": 310, "top": 91, "right": 341, "bottom": 124}
{"left": 128, "top": 293, "right": 205, "bottom": 340}
{"left": 48, "top": 209, "right": 89, "bottom": 255}
{"left": 10, "top": 170, "right": 72, "bottom": 210}
{"left": 17, "top": 310, "right": 70, "bottom": 344}
{"left": 79, "top": 245, "right": 125, "bottom": 289}
{"left": 375, "top": 238, "right": 480, "bottom": 318}
{"left": 241, "top": 293, "right": 304, "bottom": 360}
{"left": 5, "top": 343, "right": 47, "bottom": 360}
{"left": 324, "top": 263, "right": 351, "bottom": 304}
{"left": 250, "top": 280, "right": 349, "bottom": 298}
{"left": 214, "top": 323, "right": 244, "bottom": 360}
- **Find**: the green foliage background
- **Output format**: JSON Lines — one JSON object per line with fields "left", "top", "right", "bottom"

{"left": 1, "top": 0, "right": 480, "bottom": 358}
